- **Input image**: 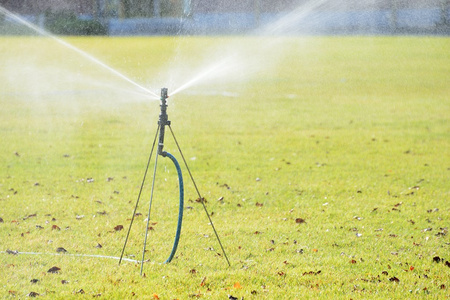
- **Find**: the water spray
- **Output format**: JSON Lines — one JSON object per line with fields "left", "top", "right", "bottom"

{"left": 0, "top": 5, "right": 159, "bottom": 99}
{"left": 119, "top": 88, "right": 230, "bottom": 274}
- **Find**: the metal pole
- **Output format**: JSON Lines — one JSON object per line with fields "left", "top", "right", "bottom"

{"left": 140, "top": 151, "right": 160, "bottom": 275}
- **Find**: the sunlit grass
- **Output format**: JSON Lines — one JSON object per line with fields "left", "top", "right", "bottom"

{"left": 0, "top": 35, "right": 449, "bottom": 298}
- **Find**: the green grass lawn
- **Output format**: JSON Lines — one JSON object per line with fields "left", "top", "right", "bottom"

{"left": 0, "top": 35, "right": 449, "bottom": 299}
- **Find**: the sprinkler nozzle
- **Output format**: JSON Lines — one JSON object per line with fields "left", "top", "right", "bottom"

{"left": 161, "top": 87, "right": 168, "bottom": 99}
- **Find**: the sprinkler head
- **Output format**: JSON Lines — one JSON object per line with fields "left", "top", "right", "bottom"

{"left": 161, "top": 87, "right": 168, "bottom": 101}
{"left": 159, "top": 87, "right": 169, "bottom": 114}
{"left": 158, "top": 88, "right": 170, "bottom": 155}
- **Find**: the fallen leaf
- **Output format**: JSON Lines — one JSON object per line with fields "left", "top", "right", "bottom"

{"left": 74, "top": 289, "right": 85, "bottom": 294}
{"left": 47, "top": 266, "right": 61, "bottom": 273}
{"left": 256, "top": 202, "right": 263, "bottom": 207}
{"left": 389, "top": 276, "right": 400, "bottom": 283}
{"left": 303, "top": 270, "right": 321, "bottom": 276}
{"left": 200, "top": 277, "right": 207, "bottom": 287}
{"left": 61, "top": 280, "right": 69, "bottom": 284}
{"left": 228, "top": 295, "right": 238, "bottom": 300}
{"left": 56, "top": 247, "right": 67, "bottom": 253}
{"left": 445, "top": 261, "right": 450, "bottom": 268}
{"left": 23, "top": 213, "right": 37, "bottom": 220}
{"left": 28, "top": 292, "right": 39, "bottom": 297}
{"left": 220, "top": 183, "right": 230, "bottom": 189}
{"left": 189, "top": 292, "right": 202, "bottom": 298}
{"left": 153, "top": 293, "right": 160, "bottom": 299}
{"left": 0, "top": 217, "right": 4, "bottom": 223}
{"left": 95, "top": 243, "right": 102, "bottom": 248}
{"left": 30, "top": 279, "right": 39, "bottom": 284}
{"left": 312, "top": 249, "right": 318, "bottom": 252}
{"left": 409, "top": 266, "right": 414, "bottom": 271}
{"left": 114, "top": 225, "right": 124, "bottom": 231}
{"left": 51, "top": 225, "right": 60, "bottom": 231}
{"left": 433, "top": 256, "right": 442, "bottom": 263}
{"left": 233, "top": 282, "right": 242, "bottom": 289}
{"left": 295, "top": 218, "right": 306, "bottom": 224}
{"left": 195, "top": 197, "right": 207, "bottom": 203}
{"left": 436, "top": 229, "right": 447, "bottom": 237}
{"left": 350, "top": 259, "right": 357, "bottom": 264}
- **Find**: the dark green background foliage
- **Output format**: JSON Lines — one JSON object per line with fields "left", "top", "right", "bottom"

{"left": 45, "top": 11, "right": 106, "bottom": 36}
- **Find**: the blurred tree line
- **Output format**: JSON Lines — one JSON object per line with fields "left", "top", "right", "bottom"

{"left": 115, "top": 0, "right": 187, "bottom": 18}
{"left": 1, "top": 0, "right": 448, "bottom": 34}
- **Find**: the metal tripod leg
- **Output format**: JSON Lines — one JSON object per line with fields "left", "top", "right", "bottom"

{"left": 168, "top": 125, "right": 231, "bottom": 267}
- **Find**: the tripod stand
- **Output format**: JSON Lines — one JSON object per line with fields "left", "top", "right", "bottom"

{"left": 119, "top": 88, "right": 230, "bottom": 275}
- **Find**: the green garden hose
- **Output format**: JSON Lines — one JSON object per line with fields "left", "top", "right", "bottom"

{"left": 162, "top": 151, "right": 184, "bottom": 263}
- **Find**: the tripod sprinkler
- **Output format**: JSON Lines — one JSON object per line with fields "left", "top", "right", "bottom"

{"left": 119, "top": 88, "right": 230, "bottom": 275}
{"left": 141, "top": 88, "right": 184, "bottom": 267}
